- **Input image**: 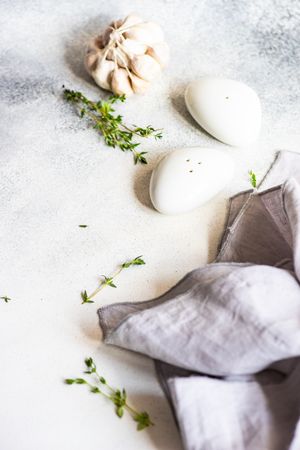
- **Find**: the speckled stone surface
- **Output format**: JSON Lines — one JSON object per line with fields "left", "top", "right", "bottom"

{"left": 0, "top": 1, "right": 300, "bottom": 449}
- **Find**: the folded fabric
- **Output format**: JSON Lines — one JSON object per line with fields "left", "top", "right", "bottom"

{"left": 98, "top": 150, "right": 300, "bottom": 450}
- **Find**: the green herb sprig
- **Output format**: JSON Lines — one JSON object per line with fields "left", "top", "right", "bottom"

{"left": 81, "top": 256, "right": 145, "bottom": 304}
{"left": 249, "top": 170, "right": 257, "bottom": 188}
{"left": 65, "top": 357, "right": 154, "bottom": 431}
{"left": 63, "top": 89, "right": 162, "bottom": 165}
{"left": 1, "top": 296, "right": 11, "bottom": 303}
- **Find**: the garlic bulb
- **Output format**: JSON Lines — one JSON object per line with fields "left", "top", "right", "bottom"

{"left": 84, "top": 14, "right": 169, "bottom": 96}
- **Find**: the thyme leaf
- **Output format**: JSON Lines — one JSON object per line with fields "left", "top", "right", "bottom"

{"left": 65, "top": 357, "right": 154, "bottom": 431}
{"left": 63, "top": 88, "right": 162, "bottom": 165}
{"left": 81, "top": 256, "right": 145, "bottom": 304}
{"left": 249, "top": 170, "right": 257, "bottom": 188}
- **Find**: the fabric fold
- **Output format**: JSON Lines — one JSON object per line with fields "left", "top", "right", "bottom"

{"left": 98, "top": 150, "right": 300, "bottom": 450}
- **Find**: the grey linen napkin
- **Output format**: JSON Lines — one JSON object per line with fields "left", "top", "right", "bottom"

{"left": 98, "top": 150, "right": 300, "bottom": 450}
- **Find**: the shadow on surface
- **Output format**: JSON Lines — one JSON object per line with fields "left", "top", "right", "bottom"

{"left": 133, "top": 164, "right": 155, "bottom": 211}
{"left": 91, "top": 343, "right": 183, "bottom": 450}
{"left": 170, "top": 83, "right": 214, "bottom": 141}
{"left": 129, "top": 392, "right": 183, "bottom": 450}
{"left": 79, "top": 314, "right": 103, "bottom": 342}
{"left": 64, "top": 15, "right": 110, "bottom": 86}
{"left": 133, "top": 147, "right": 183, "bottom": 211}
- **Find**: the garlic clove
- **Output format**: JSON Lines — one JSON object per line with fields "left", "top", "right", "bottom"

{"left": 146, "top": 41, "right": 170, "bottom": 67}
{"left": 130, "top": 54, "right": 161, "bottom": 81}
{"left": 130, "top": 73, "right": 150, "bottom": 94}
{"left": 85, "top": 40, "right": 105, "bottom": 74}
{"left": 124, "top": 22, "right": 164, "bottom": 46}
{"left": 121, "top": 14, "right": 143, "bottom": 30}
{"left": 121, "top": 38, "right": 147, "bottom": 57}
{"left": 111, "top": 68, "right": 133, "bottom": 96}
{"left": 85, "top": 35, "right": 105, "bottom": 54}
{"left": 94, "top": 35, "right": 105, "bottom": 49}
{"left": 85, "top": 34, "right": 114, "bottom": 75}
{"left": 102, "top": 25, "right": 114, "bottom": 46}
{"left": 85, "top": 49, "right": 99, "bottom": 73}
{"left": 92, "top": 58, "right": 115, "bottom": 91}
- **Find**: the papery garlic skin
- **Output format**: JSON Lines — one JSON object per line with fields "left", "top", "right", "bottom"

{"left": 93, "top": 58, "right": 115, "bottom": 91}
{"left": 112, "top": 18, "right": 124, "bottom": 29}
{"left": 85, "top": 48, "right": 100, "bottom": 73}
{"left": 107, "top": 47, "right": 129, "bottom": 68}
{"left": 84, "top": 39, "right": 104, "bottom": 73}
{"left": 121, "top": 14, "right": 143, "bottom": 30}
{"left": 121, "top": 38, "right": 147, "bottom": 57}
{"left": 84, "top": 14, "right": 169, "bottom": 95}
{"left": 101, "top": 26, "right": 113, "bottom": 47}
{"left": 111, "top": 68, "right": 133, "bottom": 96}
{"left": 124, "top": 22, "right": 164, "bottom": 46}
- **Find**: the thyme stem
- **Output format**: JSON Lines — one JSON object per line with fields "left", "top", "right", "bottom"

{"left": 63, "top": 88, "right": 163, "bottom": 165}
{"left": 81, "top": 256, "right": 145, "bottom": 304}
{"left": 65, "top": 357, "right": 154, "bottom": 430}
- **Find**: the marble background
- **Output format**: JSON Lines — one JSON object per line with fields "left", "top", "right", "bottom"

{"left": 0, "top": 1, "right": 300, "bottom": 449}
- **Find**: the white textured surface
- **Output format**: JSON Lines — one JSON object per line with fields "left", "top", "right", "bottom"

{"left": 0, "top": 1, "right": 300, "bottom": 449}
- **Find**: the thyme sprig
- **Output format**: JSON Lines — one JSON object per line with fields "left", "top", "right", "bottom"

{"left": 81, "top": 256, "right": 145, "bottom": 304}
{"left": 249, "top": 170, "right": 257, "bottom": 188}
{"left": 1, "top": 296, "right": 11, "bottom": 303}
{"left": 63, "top": 88, "right": 162, "bottom": 165}
{"left": 65, "top": 357, "right": 154, "bottom": 431}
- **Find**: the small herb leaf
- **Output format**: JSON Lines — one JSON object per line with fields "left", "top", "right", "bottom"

{"left": 90, "top": 386, "right": 100, "bottom": 393}
{"left": 103, "top": 277, "right": 117, "bottom": 288}
{"left": 75, "top": 378, "right": 86, "bottom": 384}
{"left": 249, "top": 170, "right": 257, "bottom": 188}
{"left": 64, "top": 357, "right": 153, "bottom": 431}
{"left": 63, "top": 88, "right": 162, "bottom": 165}
{"left": 116, "top": 406, "right": 124, "bottom": 418}
{"left": 81, "top": 256, "right": 145, "bottom": 303}
{"left": 134, "top": 411, "right": 153, "bottom": 431}
{"left": 122, "top": 256, "right": 145, "bottom": 269}
{"left": 81, "top": 290, "right": 94, "bottom": 305}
